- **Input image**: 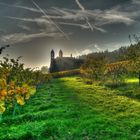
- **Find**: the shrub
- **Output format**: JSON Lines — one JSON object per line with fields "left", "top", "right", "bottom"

{"left": 51, "top": 69, "right": 80, "bottom": 78}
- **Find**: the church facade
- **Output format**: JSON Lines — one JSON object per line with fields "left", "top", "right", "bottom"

{"left": 49, "top": 49, "right": 84, "bottom": 73}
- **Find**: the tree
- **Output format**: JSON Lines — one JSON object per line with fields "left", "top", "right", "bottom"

{"left": 40, "top": 66, "right": 48, "bottom": 74}
{"left": 126, "top": 41, "right": 140, "bottom": 85}
{"left": 81, "top": 53, "right": 107, "bottom": 80}
{"left": 106, "top": 61, "right": 130, "bottom": 84}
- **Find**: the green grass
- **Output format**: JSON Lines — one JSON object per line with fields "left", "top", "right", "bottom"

{"left": 125, "top": 78, "right": 139, "bottom": 83}
{"left": 0, "top": 77, "right": 140, "bottom": 139}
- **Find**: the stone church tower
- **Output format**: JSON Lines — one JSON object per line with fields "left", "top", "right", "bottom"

{"left": 59, "top": 49, "right": 63, "bottom": 58}
{"left": 51, "top": 49, "right": 55, "bottom": 60}
{"left": 49, "top": 49, "right": 56, "bottom": 73}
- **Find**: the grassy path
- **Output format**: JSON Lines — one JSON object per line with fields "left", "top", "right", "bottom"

{"left": 0, "top": 77, "right": 140, "bottom": 139}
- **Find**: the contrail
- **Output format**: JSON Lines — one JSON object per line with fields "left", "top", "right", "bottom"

{"left": 58, "top": 22, "right": 88, "bottom": 29}
{"left": 75, "top": 0, "right": 93, "bottom": 31}
{"left": 0, "top": 2, "right": 40, "bottom": 13}
{"left": 31, "top": 0, "right": 69, "bottom": 40}
{"left": 59, "top": 21, "right": 106, "bottom": 33}
{"left": 75, "top": 0, "right": 106, "bottom": 33}
{"left": 92, "top": 25, "right": 106, "bottom": 33}
{"left": 86, "top": 19, "right": 93, "bottom": 31}
{"left": 75, "top": 0, "right": 85, "bottom": 11}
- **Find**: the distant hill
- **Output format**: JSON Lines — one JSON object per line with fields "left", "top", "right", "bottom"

{"left": 79, "top": 42, "right": 140, "bottom": 63}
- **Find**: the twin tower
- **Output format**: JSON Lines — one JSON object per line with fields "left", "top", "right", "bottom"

{"left": 51, "top": 49, "right": 63, "bottom": 60}
{"left": 49, "top": 49, "right": 81, "bottom": 73}
{"left": 50, "top": 49, "right": 64, "bottom": 73}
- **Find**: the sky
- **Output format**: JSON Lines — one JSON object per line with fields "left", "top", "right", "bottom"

{"left": 0, "top": 0, "right": 140, "bottom": 68}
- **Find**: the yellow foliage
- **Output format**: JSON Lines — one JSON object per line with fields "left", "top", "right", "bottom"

{"left": 0, "top": 105, "right": 5, "bottom": 113}
{"left": 16, "top": 95, "right": 25, "bottom": 106}
{"left": 25, "top": 93, "right": 30, "bottom": 100}
{"left": 0, "top": 79, "right": 36, "bottom": 114}
{"left": 8, "top": 90, "right": 15, "bottom": 95}
{"left": 0, "top": 90, "right": 7, "bottom": 96}
{"left": 9, "top": 81, "right": 16, "bottom": 89}
{"left": 29, "top": 87, "right": 36, "bottom": 96}
{"left": 0, "top": 79, "right": 7, "bottom": 88}
{"left": 0, "top": 56, "right": 49, "bottom": 115}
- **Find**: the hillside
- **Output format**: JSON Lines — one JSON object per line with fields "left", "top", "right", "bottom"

{"left": 0, "top": 77, "right": 140, "bottom": 139}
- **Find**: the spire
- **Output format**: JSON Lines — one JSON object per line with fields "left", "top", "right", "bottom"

{"left": 59, "top": 49, "right": 63, "bottom": 58}
{"left": 51, "top": 49, "right": 55, "bottom": 59}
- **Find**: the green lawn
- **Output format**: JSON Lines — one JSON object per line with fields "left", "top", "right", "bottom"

{"left": 125, "top": 78, "right": 139, "bottom": 83}
{"left": 0, "top": 77, "right": 140, "bottom": 140}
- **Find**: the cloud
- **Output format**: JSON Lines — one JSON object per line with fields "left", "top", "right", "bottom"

{"left": 49, "top": 0, "right": 139, "bottom": 28}
{"left": 2, "top": 0, "right": 138, "bottom": 35}
{"left": 91, "top": 25, "right": 107, "bottom": 33}
{"left": 95, "top": 13, "right": 134, "bottom": 26}
{"left": 47, "top": 8, "right": 107, "bottom": 32}
{"left": 75, "top": 43, "right": 102, "bottom": 56}
{"left": 132, "top": 0, "right": 140, "bottom": 4}
{"left": 6, "top": 16, "right": 50, "bottom": 24}
{"left": 59, "top": 21, "right": 106, "bottom": 32}
{"left": 31, "top": 0, "right": 69, "bottom": 40}
{"left": 43, "top": 7, "right": 135, "bottom": 34}
{"left": 50, "top": 7, "right": 135, "bottom": 26}
{"left": 75, "top": 0, "right": 93, "bottom": 31}
{"left": 81, "top": 43, "right": 102, "bottom": 55}
{"left": 87, "top": 43, "right": 102, "bottom": 51}
{"left": 0, "top": 32, "right": 65, "bottom": 45}
{"left": 0, "top": 2, "right": 40, "bottom": 13}
{"left": 5, "top": 16, "right": 57, "bottom": 32}
{"left": 18, "top": 25, "right": 31, "bottom": 31}
{"left": 58, "top": 22, "right": 89, "bottom": 29}
{"left": 81, "top": 49, "right": 93, "bottom": 55}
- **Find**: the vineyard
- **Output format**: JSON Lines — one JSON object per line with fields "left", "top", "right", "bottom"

{"left": 0, "top": 76, "right": 140, "bottom": 139}
{"left": 0, "top": 41, "right": 140, "bottom": 139}
{"left": 0, "top": 55, "right": 51, "bottom": 120}
{"left": 0, "top": 0, "right": 140, "bottom": 139}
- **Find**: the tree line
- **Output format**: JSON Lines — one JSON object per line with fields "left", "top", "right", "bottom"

{"left": 80, "top": 37, "right": 140, "bottom": 86}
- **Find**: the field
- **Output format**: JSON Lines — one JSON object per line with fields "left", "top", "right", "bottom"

{"left": 0, "top": 76, "right": 140, "bottom": 140}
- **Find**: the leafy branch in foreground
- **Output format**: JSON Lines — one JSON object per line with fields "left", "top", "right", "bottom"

{"left": 0, "top": 56, "right": 51, "bottom": 118}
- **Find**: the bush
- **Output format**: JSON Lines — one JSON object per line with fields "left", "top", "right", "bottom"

{"left": 51, "top": 69, "right": 80, "bottom": 78}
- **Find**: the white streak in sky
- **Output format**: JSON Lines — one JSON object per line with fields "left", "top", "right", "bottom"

{"left": 87, "top": 43, "right": 102, "bottom": 51}
{"left": 59, "top": 21, "right": 106, "bottom": 33}
{"left": 0, "top": 32, "right": 65, "bottom": 45}
{"left": 92, "top": 25, "right": 107, "bottom": 33}
{"left": 86, "top": 19, "right": 93, "bottom": 30}
{"left": 0, "top": 2, "right": 40, "bottom": 13}
{"left": 5, "top": 15, "right": 106, "bottom": 33}
{"left": 31, "top": 0, "right": 70, "bottom": 40}
{"left": 58, "top": 22, "right": 89, "bottom": 29}
{"left": 75, "top": 0, "right": 93, "bottom": 31}
{"left": 18, "top": 24, "right": 31, "bottom": 31}
{"left": 75, "top": 0, "right": 85, "bottom": 11}
{"left": 1, "top": 0, "right": 135, "bottom": 35}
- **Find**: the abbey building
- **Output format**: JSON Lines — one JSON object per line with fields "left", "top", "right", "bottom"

{"left": 49, "top": 49, "right": 84, "bottom": 73}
